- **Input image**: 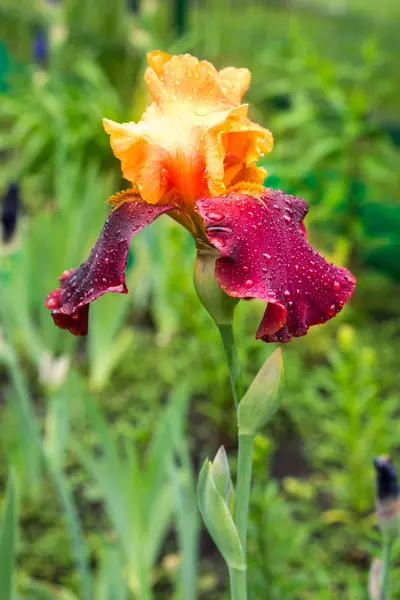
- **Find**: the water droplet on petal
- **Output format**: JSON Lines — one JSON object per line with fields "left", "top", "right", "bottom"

{"left": 332, "top": 280, "right": 341, "bottom": 291}
{"left": 244, "top": 279, "right": 254, "bottom": 288}
{"left": 263, "top": 253, "right": 272, "bottom": 261}
{"left": 345, "top": 273, "right": 356, "bottom": 285}
{"left": 243, "top": 266, "right": 249, "bottom": 272}
{"left": 328, "top": 304, "right": 337, "bottom": 316}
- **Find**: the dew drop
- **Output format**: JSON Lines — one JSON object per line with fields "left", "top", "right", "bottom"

{"left": 328, "top": 304, "right": 337, "bottom": 316}
{"left": 263, "top": 253, "right": 272, "bottom": 261}
{"left": 332, "top": 280, "right": 341, "bottom": 291}
{"left": 206, "top": 211, "right": 224, "bottom": 221}
{"left": 244, "top": 279, "right": 254, "bottom": 288}
{"left": 284, "top": 289, "right": 291, "bottom": 298}
{"left": 243, "top": 266, "right": 249, "bottom": 273}
{"left": 283, "top": 215, "right": 292, "bottom": 223}
{"left": 345, "top": 273, "right": 356, "bottom": 285}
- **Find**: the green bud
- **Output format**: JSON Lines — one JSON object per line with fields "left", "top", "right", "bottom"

{"left": 238, "top": 348, "right": 283, "bottom": 436}
{"left": 210, "top": 446, "right": 235, "bottom": 515}
{"left": 197, "top": 448, "right": 244, "bottom": 571}
{"left": 194, "top": 244, "right": 238, "bottom": 326}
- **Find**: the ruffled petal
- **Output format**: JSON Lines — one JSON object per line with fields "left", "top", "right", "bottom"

{"left": 205, "top": 109, "right": 273, "bottom": 195}
{"left": 45, "top": 195, "right": 172, "bottom": 335}
{"left": 103, "top": 52, "right": 273, "bottom": 208}
{"left": 144, "top": 51, "right": 250, "bottom": 109}
{"left": 196, "top": 186, "right": 356, "bottom": 343}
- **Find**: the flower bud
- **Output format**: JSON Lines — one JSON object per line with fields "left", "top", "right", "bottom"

{"left": 238, "top": 348, "right": 283, "bottom": 436}
{"left": 197, "top": 447, "right": 244, "bottom": 571}
{"left": 194, "top": 244, "right": 238, "bottom": 326}
{"left": 374, "top": 455, "right": 400, "bottom": 539}
{"left": 1, "top": 183, "right": 20, "bottom": 243}
{"left": 210, "top": 446, "right": 235, "bottom": 515}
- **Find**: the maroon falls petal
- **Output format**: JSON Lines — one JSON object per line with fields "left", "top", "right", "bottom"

{"left": 196, "top": 187, "right": 356, "bottom": 343}
{"left": 45, "top": 197, "right": 172, "bottom": 335}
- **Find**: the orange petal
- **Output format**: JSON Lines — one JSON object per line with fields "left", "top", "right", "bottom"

{"left": 144, "top": 52, "right": 249, "bottom": 112}
{"left": 103, "top": 118, "right": 171, "bottom": 204}
{"left": 218, "top": 66, "right": 251, "bottom": 105}
{"left": 204, "top": 108, "right": 273, "bottom": 195}
{"left": 104, "top": 51, "right": 274, "bottom": 207}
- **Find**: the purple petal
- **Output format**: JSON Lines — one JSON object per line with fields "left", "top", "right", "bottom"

{"left": 46, "top": 198, "right": 172, "bottom": 335}
{"left": 196, "top": 188, "right": 356, "bottom": 343}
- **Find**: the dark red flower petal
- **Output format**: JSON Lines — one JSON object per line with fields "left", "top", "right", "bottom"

{"left": 45, "top": 199, "right": 172, "bottom": 335}
{"left": 196, "top": 187, "right": 356, "bottom": 343}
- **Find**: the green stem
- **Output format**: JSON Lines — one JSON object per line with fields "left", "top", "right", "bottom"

{"left": 235, "top": 434, "right": 254, "bottom": 558}
{"left": 381, "top": 538, "right": 392, "bottom": 600}
{"left": 218, "top": 324, "right": 253, "bottom": 600}
{"left": 229, "top": 568, "right": 247, "bottom": 600}
{"left": 219, "top": 324, "right": 243, "bottom": 410}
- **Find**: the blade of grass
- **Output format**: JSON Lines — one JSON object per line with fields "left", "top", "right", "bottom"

{"left": 0, "top": 472, "right": 18, "bottom": 600}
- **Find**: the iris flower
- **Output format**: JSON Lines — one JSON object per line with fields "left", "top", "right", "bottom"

{"left": 46, "top": 50, "right": 356, "bottom": 342}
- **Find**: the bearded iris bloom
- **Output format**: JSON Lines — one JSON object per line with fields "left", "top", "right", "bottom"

{"left": 46, "top": 50, "right": 356, "bottom": 341}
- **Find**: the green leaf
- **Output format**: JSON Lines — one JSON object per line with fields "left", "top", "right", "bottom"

{"left": 197, "top": 459, "right": 244, "bottom": 571}
{"left": 0, "top": 472, "right": 18, "bottom": 600}
{"left": 238, "top": 348, "right": 284, "bottom": 436}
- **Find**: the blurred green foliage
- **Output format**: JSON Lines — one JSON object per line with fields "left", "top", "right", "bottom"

{"left": 0, "top": 0, "right": 400, "bottom": 598}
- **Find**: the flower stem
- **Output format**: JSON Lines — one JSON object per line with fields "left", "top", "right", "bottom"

{"left": 229, "top": 567, "right": 247, "bottom": 600}
{"left": 235, "top": 434, "right": 254, "bottom": 558}
{"left": 381, "top": 539, "right": 392, "bottom": 600}
{"left": 218, "top": 324, "right": 243, "bottom": 410}
{"left": 218, "top": 324, "right": 253, "bottom": 600}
